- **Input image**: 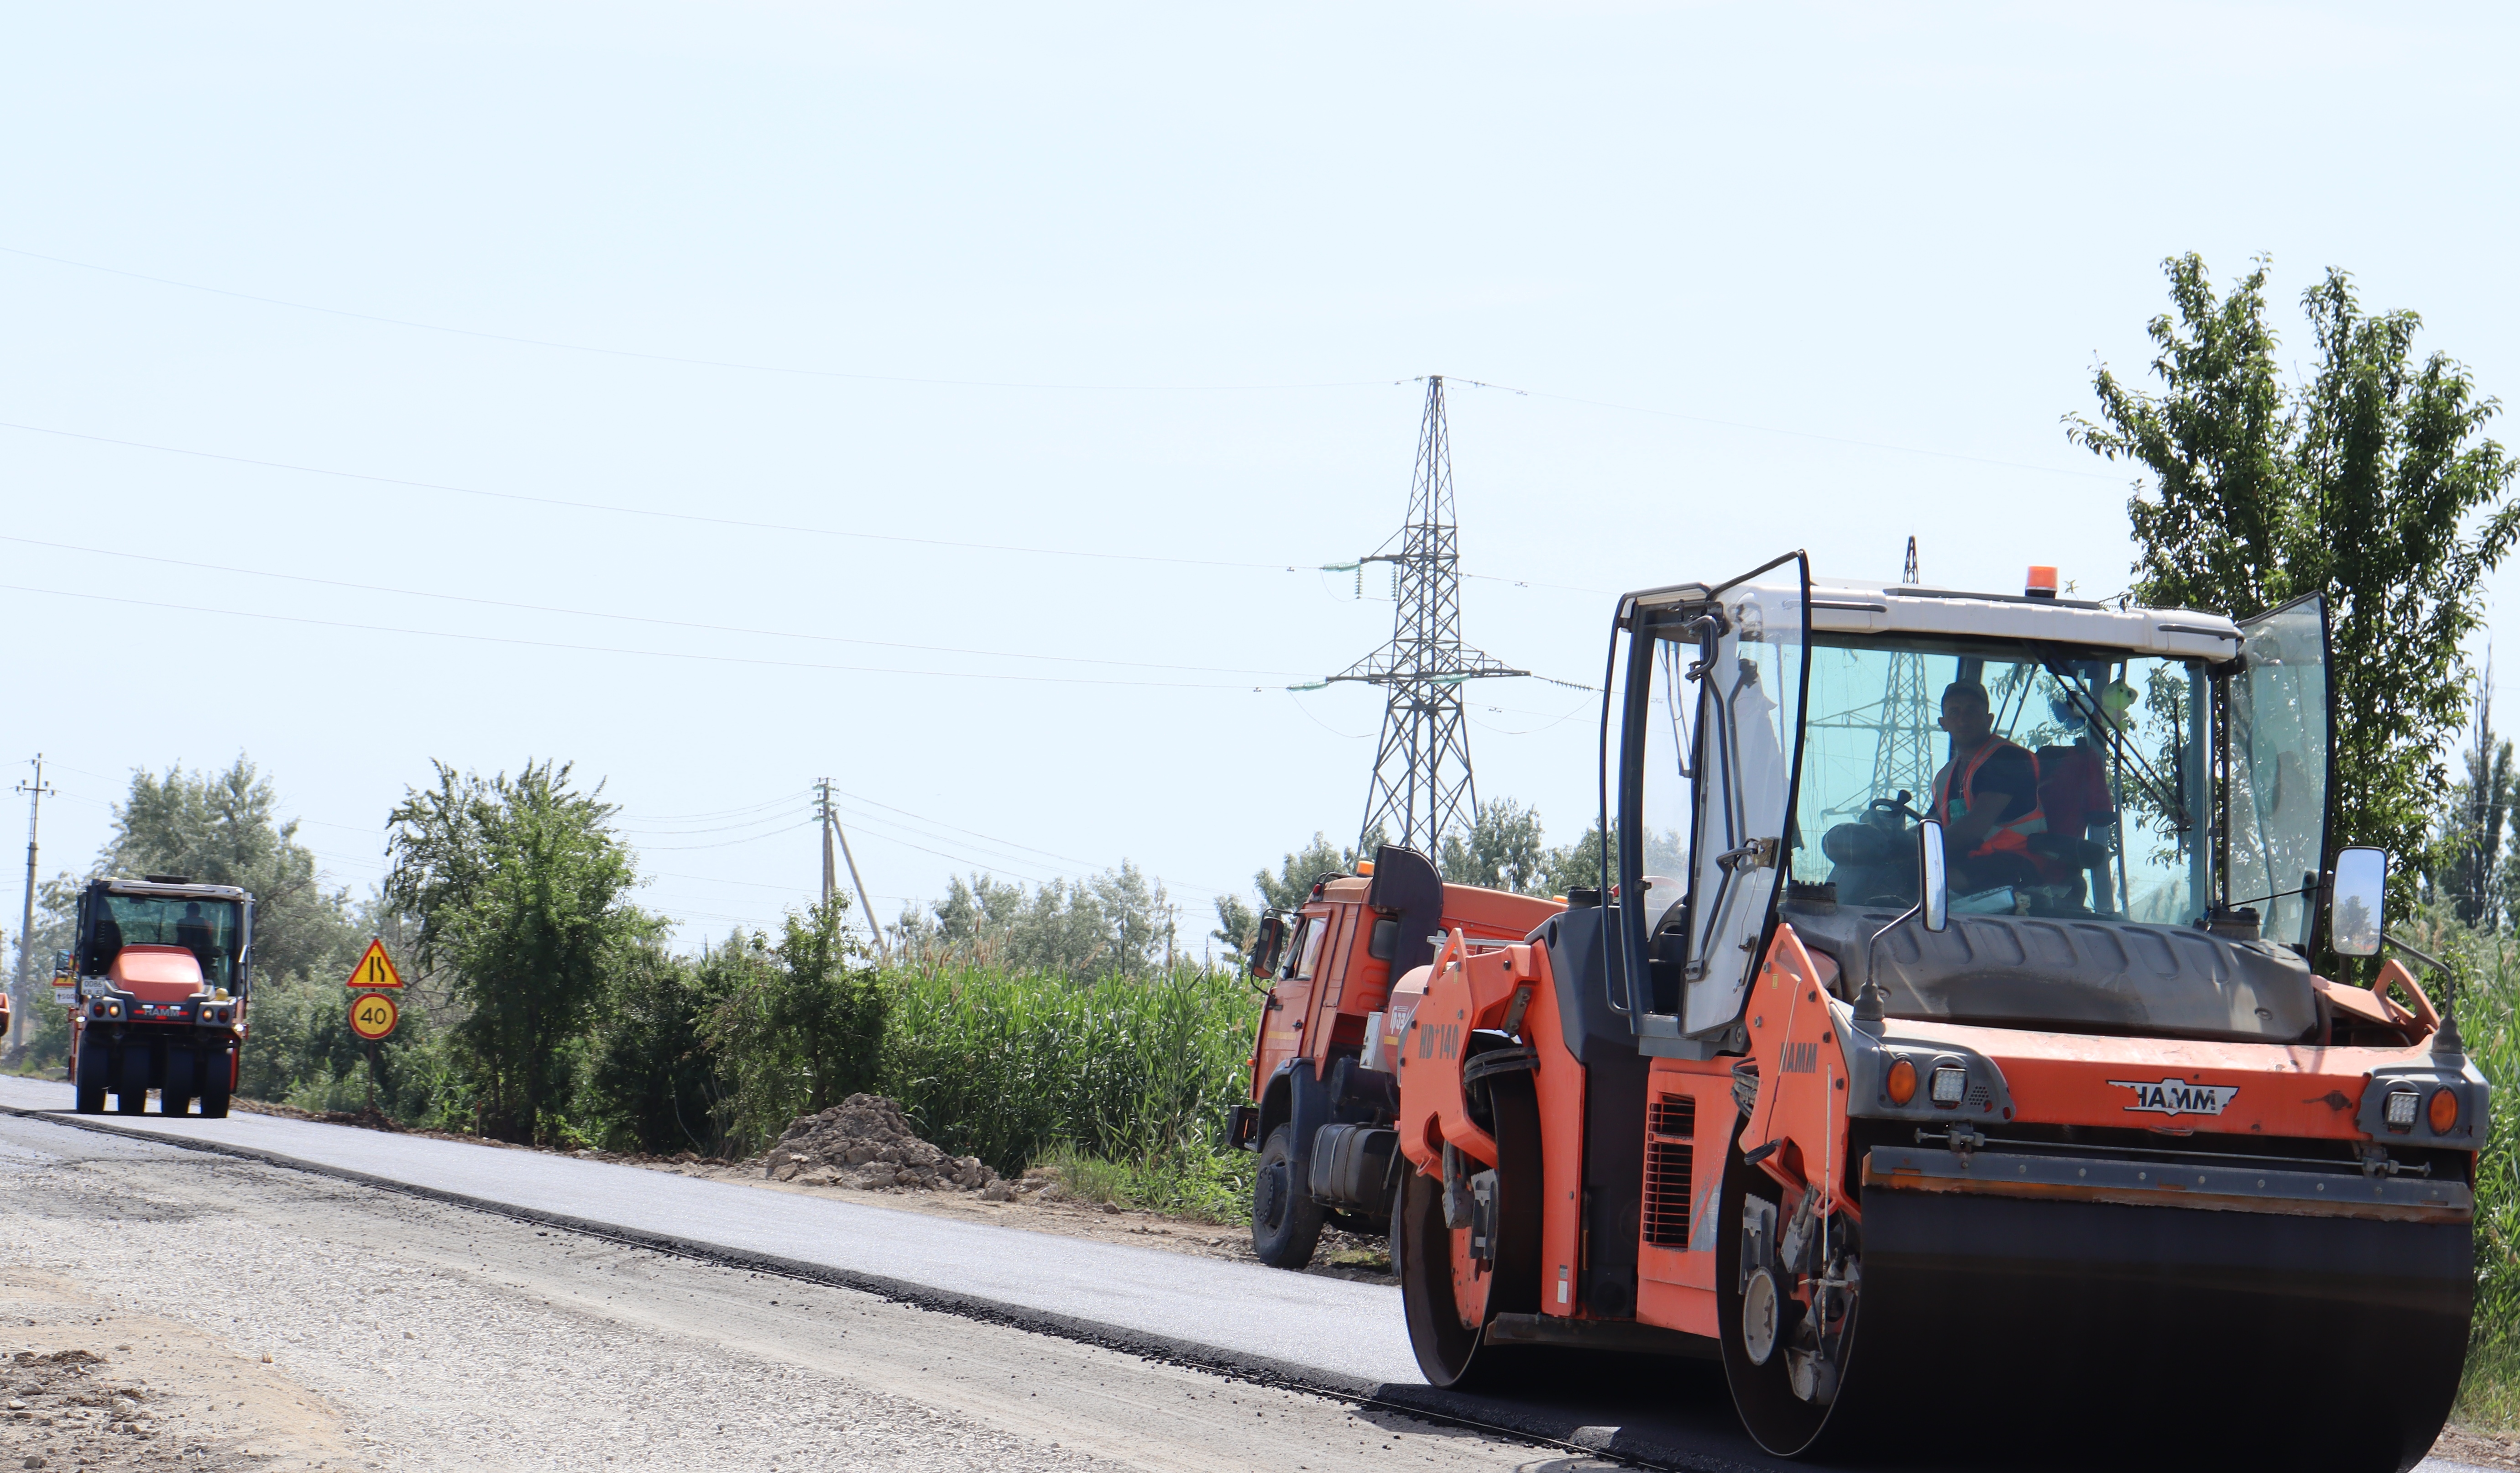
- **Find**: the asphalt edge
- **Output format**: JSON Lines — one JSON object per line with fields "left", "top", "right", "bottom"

{"left": 4, "top": 1103, "right": 1765, "bottom": 1473}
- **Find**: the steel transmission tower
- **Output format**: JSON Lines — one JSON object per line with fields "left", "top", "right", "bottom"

{"left": 1868, "top": 537, "right": 1939, "bottom": 806}
{"left": 1328, "top": 377, "right": 1526, "bottom": 856}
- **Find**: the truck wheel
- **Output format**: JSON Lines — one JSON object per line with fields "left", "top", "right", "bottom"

{"left": 114, "top": 1048, "right": 150, "bottom": 1115}
{"left": 199, "top": 1049, "right": 233, "bottom": 1119}
{"left": 1251, "top": 1126, "right": 1325, "bottom": 1269}
{"left": 73, "top": 1038, "right": 107, "bottom": 1114}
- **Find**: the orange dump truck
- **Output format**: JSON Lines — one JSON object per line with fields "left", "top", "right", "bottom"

{"left": 1227, "top": 847, "right": 1559, "bottom": 1267}
{"left": 1385, "top": 555, "right": 2481, "bottom": 1471}
{"left": 60, "top": 875, "right": 253, "bottom": 1117}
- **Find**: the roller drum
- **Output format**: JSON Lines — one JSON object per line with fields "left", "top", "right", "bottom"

{"left": 1769, "top": 1181, "right": 2472, "bottom": 1470}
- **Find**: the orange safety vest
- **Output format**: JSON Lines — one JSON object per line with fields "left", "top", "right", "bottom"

{"left": 1933, "top": 739, "right": 2047, "bottom": 858}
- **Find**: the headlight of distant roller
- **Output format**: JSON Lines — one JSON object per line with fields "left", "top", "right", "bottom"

{"left": 2384, "top": 1088, "right": 2421, "bottom": 1132}
{"left": 2428, "top": 1088, "right": 2460, "bottom": 1134}
{"left": 1930, "top": 1066, "right": 1968, "bottom": 1106}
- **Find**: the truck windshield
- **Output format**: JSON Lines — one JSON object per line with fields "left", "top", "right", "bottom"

{"left": 1790, "top": 635, "right": 2210, "bottom": 925}
{"left": 91, "top": 894, "right": 244, "bottom": 987}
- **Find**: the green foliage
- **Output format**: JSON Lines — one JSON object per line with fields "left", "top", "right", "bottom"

{"left": 899, "top": 863, "right": 1180, "bottom": 978}
{"left": 2438, "top": 676, "right": 2517, "bottom": 931}
{"left": 703, "top": 899, "right": 890, "bottom": 1154}
{"left": 877, "top": 959, "right": 1251, "bottom": 1179}
{"left": 2069, "top": 253, "right": 2520, "bottom": 875}
{"left": 108, "top": 758, "right": 362, "bottom": 987}
{"left": 1439, "top": 798, "right": 1548, "bottom": 893}
{"left": 1032, "top": 1139, "right": 1253, "bottom": 1221}
{"left": 2389, "top": 906, "right": 2520, "bottom": 1427}
{"left": 385, "top": 760, "right": 656, "bottom": 1143}
{"left": 583, "top": 943, "right": 732, "bottom": 1155}
{"left": 238, "top": 969, "right": 443, "bottom": 1123}
{"left": 7, "top": 757, "right": 366, "bottom": 1077}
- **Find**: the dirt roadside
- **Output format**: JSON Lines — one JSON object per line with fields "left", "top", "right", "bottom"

{"left": 0, "top": 1269, "right": 355, "bottom": 1472}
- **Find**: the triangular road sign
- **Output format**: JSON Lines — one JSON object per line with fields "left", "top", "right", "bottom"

{"left": 345, "top": 937, "right": 404, "bottom": 990}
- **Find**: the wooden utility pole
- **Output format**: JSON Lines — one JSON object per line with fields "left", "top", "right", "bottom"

{"left": 10, "top": 755, "right": 55, "bottom": 1059}
{"left": 816, "top": 778, "right": 888, "bottom": 961}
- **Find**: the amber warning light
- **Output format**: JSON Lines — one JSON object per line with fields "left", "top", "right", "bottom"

{"left": 2026, "top": 565, "right": 2060, "bottom": 599}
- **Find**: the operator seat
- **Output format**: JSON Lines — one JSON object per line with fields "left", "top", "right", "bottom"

{"left": 2029, "top": 740, "right": 2113, "bottom": 910}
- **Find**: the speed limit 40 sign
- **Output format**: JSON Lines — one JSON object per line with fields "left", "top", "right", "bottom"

{"left": 349, "top": 992, "right": 399, "bottom": 1042}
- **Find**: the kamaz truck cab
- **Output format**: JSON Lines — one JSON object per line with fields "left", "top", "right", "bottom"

{"left": 61, "top": 875, "right": 252, "bottom": 1117}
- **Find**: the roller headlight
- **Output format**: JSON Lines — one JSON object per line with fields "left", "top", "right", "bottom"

{"left": 2384, "top": 1088, "right": 2421, "bottom": 1132}
{"left": 1930, "top": 1066, "right": 1968, "bottom": 1106}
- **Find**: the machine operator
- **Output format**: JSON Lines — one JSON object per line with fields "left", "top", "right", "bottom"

{"left": 1931, "top": 680, "right": 2047, "bottom": 894}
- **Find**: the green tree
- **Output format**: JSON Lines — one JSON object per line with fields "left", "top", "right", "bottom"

{"left": 2068, "top": 254, "right": 2520, "bottom": 873}
{"left": 1211, "top": 830, "right": 1379, "bottom": 961}
{"left": 9, "top": 758, "right": 363, "bottom": 1073}
{"left": 904, "top": 863, "right": 1179, "bottom": 977}
{"left": 108, "top": 759, "right": 360, "bottom": 987}
{"left": 385, "top": 760, "right": 654, "bottom": 1143}
{"left": 2442, "top": 672, "right": 2516, "bottom": 929}
{"left": 705, "top": 897, "right": 890, "bottom": 1152}
{"left": 1440, "top": 798, "right": 1548, "bottom": 893}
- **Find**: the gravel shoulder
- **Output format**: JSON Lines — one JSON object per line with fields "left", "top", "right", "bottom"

{"left": 0, "top": 1113, "right": 1551, "bottom": 1473}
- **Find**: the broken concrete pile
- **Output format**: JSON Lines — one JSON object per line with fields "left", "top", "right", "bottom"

{"left": 763, "top": 1093, "right": 999, "bottom": 1192}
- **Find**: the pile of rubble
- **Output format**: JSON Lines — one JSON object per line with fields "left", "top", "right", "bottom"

{"left": 763, "top": 1094, "right": 1000, "bottom": 1192}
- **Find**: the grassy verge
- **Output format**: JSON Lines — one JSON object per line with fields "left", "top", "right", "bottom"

{"left": 2400, "top": 907, "right": 2520, "bottom": 1431}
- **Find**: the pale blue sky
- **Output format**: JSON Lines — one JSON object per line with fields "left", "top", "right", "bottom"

{"left": 5, "top": 2, "right": 2513, "bottom": 948}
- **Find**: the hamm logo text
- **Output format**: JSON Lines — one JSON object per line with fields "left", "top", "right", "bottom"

{"left": 2108, "top": 1078, "right": 2239, "bottom": 1118}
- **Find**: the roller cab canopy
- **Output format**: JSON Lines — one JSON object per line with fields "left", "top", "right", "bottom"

{"left": 1608, "top": 561, "right": 2332, "bottom": 1048}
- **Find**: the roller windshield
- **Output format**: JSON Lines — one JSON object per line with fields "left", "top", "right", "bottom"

{"left": 1791, "top": 635, "right": 2210, "bottom": 926}
{"left": 86, "top": 893, "right": 245, "bottom": 987}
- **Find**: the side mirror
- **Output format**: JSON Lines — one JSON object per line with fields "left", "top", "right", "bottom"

{"left": 1248, "top": 913, "right": 1285, "bottom": 980}
{"left": 2329, "top": 846, "right": 2389, "bottom": 957}
{"left": 1918, "top": 820, "right": 1950, "bottom": 933}
{"left": 52, "top": 949, "right": 72, "bottom": 976}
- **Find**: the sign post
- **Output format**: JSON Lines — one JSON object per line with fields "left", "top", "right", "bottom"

{"left": 345, "top": 938, "right": 403, "bottom": 1115}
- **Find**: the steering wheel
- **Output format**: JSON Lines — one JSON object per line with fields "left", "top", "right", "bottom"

{"left": 1867, "top": 792, "right": 1924, "bottom": 826}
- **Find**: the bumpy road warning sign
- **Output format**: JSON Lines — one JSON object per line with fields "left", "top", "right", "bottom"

{"left": 345, "top": 938, "right": 403, "bottom": 990}
{"left": 349, "top": 992, "right": 399, "bottom": 1042}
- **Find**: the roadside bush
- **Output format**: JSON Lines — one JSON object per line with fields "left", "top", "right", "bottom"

{"left": 584, "top": 943, "right": 733, "bottom": 1156}
{"left": 702, "top": 900, "right": 889, "bottom": 1156}
{"left": 237, "top": 970, "right": 443, "bottom": 1125}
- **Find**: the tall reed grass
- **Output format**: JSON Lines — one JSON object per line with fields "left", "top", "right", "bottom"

{"left": 2395, "top": 907, "right": 2520, "bottom": 1430}
{"left": 873, "top": 958, "right": 1257, "bottom": 1189}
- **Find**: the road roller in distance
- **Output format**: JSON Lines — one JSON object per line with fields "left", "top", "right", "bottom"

{"left": 1383, "top": 554, "right": 2483, "bottom": 1471}
{"left": 61, "top": 874, "right": 253, "bottom": 1117}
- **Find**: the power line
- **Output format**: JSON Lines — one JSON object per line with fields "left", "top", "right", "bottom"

{"left": 0, "top": 419, "right": 1310, "bottom": 573}
{"left": 633, "top": 819, "right": 821, "bottom": 852}
{"left": 4, "top": 245, "right": 2123, "bottom": 481}
{"left": 0, "top": 244, "right": 1392, "bottom": 394}
{"left": 0, "top": 534, "right": 1323, "bottom": 678}
{"left": 0, "top": 583, "right": 1275, "bottom": 690}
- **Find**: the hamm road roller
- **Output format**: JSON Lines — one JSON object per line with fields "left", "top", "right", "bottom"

{"left": 61, "top": 874, "right": 253, "bottom": 1117}
{"left": 1383, "top": 554, "right": 2482, "bottom": 1470}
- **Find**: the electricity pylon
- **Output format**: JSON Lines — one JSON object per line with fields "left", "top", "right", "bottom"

{"left": 1328, "top": 377, "right": 1526, "bottom": 857}
{"left": 1869, "top": 537, "right": 1939, "bottom": 806}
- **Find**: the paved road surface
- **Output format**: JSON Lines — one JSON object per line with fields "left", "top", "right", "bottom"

{"left": 0, "top": 1075, "right": 2491, "bottom": 1472}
